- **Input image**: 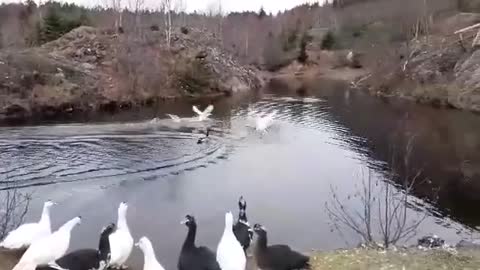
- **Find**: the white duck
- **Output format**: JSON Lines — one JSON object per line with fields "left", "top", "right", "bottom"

{"left": 166, "top": 114, "right": 181, "bottom": 123}
{"left": 109, "top": 202, "right": 134, "bottom": 269}
{"left": 193, "top": 105, "right": 214, "bottom": 121}
{"left": 12, "top": 216, "right": 81, "bottom": 270}
{"left": 216, "top": 212, "right": 246, "bottom": 270}
{"left": 255, "top": 111, "right": 276, "bottom": 133}
{"left": 0, "top": 200, "right": 55, "bottom": 249}
{"left": 136, "top": 237, "right": 165, "bottom": 270}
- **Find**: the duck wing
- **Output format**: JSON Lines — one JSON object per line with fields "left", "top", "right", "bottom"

{"left": 197, "top": 246, "right": 220, "bottom": 270}
{"left": 192, "top": 106, "right": 203, "bottom": 116}
{"left": 1, "top": 223, "right": 42, "bottom": 249}
{"left": 233, "top": 222, "right": 252, "bottom": 250}
{"left": 166, "top": 114, "right": 181, "bottom": 122}
{"left": 203, "top": 105, "right": 214, "bottom": 115}
{"left": 267, "top": 245, "right": 310, "bottom": 269}
{"left": 37, "top": 249, "right": 99, "bottom": 270}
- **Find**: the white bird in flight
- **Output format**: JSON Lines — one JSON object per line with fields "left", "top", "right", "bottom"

{"left": 166, "top": 114, "right": 181, "bottom": 123}
{"left": 192, "top": 105, "right": 214, "bottom": 121}
{"left": 255, "top": 111, "right": 276, "bottom": 133}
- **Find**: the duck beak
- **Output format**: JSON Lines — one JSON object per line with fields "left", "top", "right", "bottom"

{"left": 135, "top": 242, "right": 140, "bottom": 247}
{"left": 180, "top": 219, "right": 188, "bottom": 225}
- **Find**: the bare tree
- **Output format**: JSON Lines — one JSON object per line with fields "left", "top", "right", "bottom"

{"left": 174, "top": 0, "right": 187, "bottom": 26}
{"left": 325, "top": 137, "right": 431, "bottom": 248}
{"left": 0, "top": 186, "right": 32, "bottom": 240}
{"left": 160, "top": 0, "right": 172, "bottom": 47}
{"left": 130, "top": 0, "right": 144, "bottom": 30}
{"left": 103, "top": 0, "right": 123, "bottom": 31}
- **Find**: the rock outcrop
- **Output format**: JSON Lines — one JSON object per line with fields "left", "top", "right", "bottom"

{"left": 0, "top": 26, "right": 262, "bottom": 122}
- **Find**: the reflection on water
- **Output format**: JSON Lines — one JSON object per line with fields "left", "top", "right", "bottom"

{"left": 1, "top": 87, "right": 480, "bottom": 269}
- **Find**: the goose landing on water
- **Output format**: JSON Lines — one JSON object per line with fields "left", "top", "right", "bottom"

{"left": 109, "top": 202, "right": 133, "bottom": 270}
{"left": 1, "top": 200, "right": 55, "bottom": 250}
{"left": 253, "top": 224, "right": 310, "bottom": 270}
{"left": 37, "top": 223, "right": 116, "bottom": 270}
{"left": 233, "top": 197, "right": 253, "bottom": 253}
{"left": 255, "top": 111, "right": 276, "bottom": 134}
{"left": 13, "top": 216, "right": 82, "bottom": 270}
{"left": 136, "top": 237, "right": 165, "bottom": 270}
{"left": 216, "top": 212, "right": 246, "bottom": 270}
{"left": 178, "top": 215, "right": 220, "bottom": 270}
{"left": 193, "top": 105, "right": 214, "bottom": 121}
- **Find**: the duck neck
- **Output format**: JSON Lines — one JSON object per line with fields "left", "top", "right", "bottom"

{"left": 182, "top": 224, "right": 196, "bottom": 250}
{"left": 98, "top": 232, "right": 111, "bottom": 261}
{"left": 60, "top": 218, "right": 78, "bottom": 233}
{"left": 256, "top": 232, "right": 268, "bottom": 251}
{"left": 238, "top": 209, "right": 247, "bottom": 223}
{"left": 39, "top": 205, "right": 51, "bottom": 229}
{"left": 142, "top": 245, "right": 159, "bottom": 269}
{"left": 117, "top": 211, "right": 129, "bottom": 231}
{"left": 223, "top": 221, "right": 235, "bottom": 237}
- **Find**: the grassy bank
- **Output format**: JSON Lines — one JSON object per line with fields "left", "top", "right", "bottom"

{"left": 310, "top": 248, "right": 480, "bottom": 270}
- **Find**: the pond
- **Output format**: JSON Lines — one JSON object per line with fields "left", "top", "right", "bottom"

{"left": 1, "top": 82, "right": 480, "bottom": 270}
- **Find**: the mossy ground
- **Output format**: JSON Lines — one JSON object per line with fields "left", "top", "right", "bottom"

{"left": 310, "top": 248, "right": 480, "bottom": 270}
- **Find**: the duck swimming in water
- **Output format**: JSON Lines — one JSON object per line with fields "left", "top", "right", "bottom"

{"left": 197, "top": 128, "right": 211, "bottom": 144}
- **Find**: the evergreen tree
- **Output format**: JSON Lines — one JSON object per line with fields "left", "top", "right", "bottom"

{"left": 297, "top": 33, "right": 309, "bottom": 64}
{"left": 321, "top": 31, "right": 336, "bottom": 50}
{"left": 42, "top": 8, "right": 63, "bottom": 42}
{"left": 258, "top": 7, "right": 267, "bottom": 19}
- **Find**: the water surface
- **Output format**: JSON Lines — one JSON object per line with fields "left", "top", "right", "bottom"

{"left": 1, "top": 87, "right": 480, "bottom": 269}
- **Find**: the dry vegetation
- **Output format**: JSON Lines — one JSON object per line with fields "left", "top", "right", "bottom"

{"left": 2, "top": 0, "right": 480, "bottom": 121}
{"left": 310, "top": 248, "right": 480, "bottom": 270}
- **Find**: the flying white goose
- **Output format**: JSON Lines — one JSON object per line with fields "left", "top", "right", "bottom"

{"left": 216, "top": 212, "right": 246, "bottom": 270}
{"left": 12, "top": 216, "right": 81, "bottom": 270}
{"left": 0, "top": 200, "right": 55, "bottom": 249}
{"left": 109, "top": 202, "right": 133, "bottom": 270}
{"left": 136, "top": 237, "right": 165, "bottom": 270}
{"left": 255, "top": 111, "right": 276, "bottom": 133}
{"left": 192, "top": 105, "right": 214, "bottom": 121}
{"left": 166, "top": 114, "right": 181, "bottom": 123}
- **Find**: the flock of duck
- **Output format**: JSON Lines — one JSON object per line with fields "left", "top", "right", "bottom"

{"left": 1, "top": 105, "right": 286, "bottom": 270}
{"left": 1, "top": 197, "right": 310, "bottom": 270}
{"left": 159, "top": 105, "right": 277, "bottom": 143}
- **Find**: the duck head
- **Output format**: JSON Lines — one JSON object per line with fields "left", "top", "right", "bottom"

{"left": 181, "top": 215, "right": 196, "bottom": 228}
{"left": 253, "top": 223, "right": 267, "bottom": 236}
{"left": 135, "top": 236, "right": 153, "bottom": 252}
{"left": 238, "top": 196, "right": 247, "bottom": 211}
{"left": 118, "top": 201, "right": 128, "bottom": 216}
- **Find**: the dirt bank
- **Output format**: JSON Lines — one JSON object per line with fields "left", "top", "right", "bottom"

{"left": 266, "top": 50, "right": 368, "bottom": 95}
{"left": 0, "top": 26, "right": 263, "bottom": 123}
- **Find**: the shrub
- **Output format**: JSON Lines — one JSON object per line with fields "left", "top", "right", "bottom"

{"left": 175, "top": 59, "right": 213, "bottom": 94}
{"left": 321, "top": 31, "right": 336, "bottom": 50}
{"left": 180, "top": 26, "right": 189, "bottom": 35}
{"left": 297, "top": 33, "right": 310, "bottom": 64}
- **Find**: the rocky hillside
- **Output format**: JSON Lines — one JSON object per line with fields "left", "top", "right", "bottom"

{"left": 360, "top": 13, "right": 480, "bottom": 112}
{"left": 0, "top": 26, "right": 262, "bottom": 122}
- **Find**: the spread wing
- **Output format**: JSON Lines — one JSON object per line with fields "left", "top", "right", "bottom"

{"left": 203, "top": 105, "right": 214, "bottom": 115}
{"left": 166, "top": 114, "right": 181, "bottom": 122}
{"left": 192, "top": 106, "right": 203, "bottom": 116}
